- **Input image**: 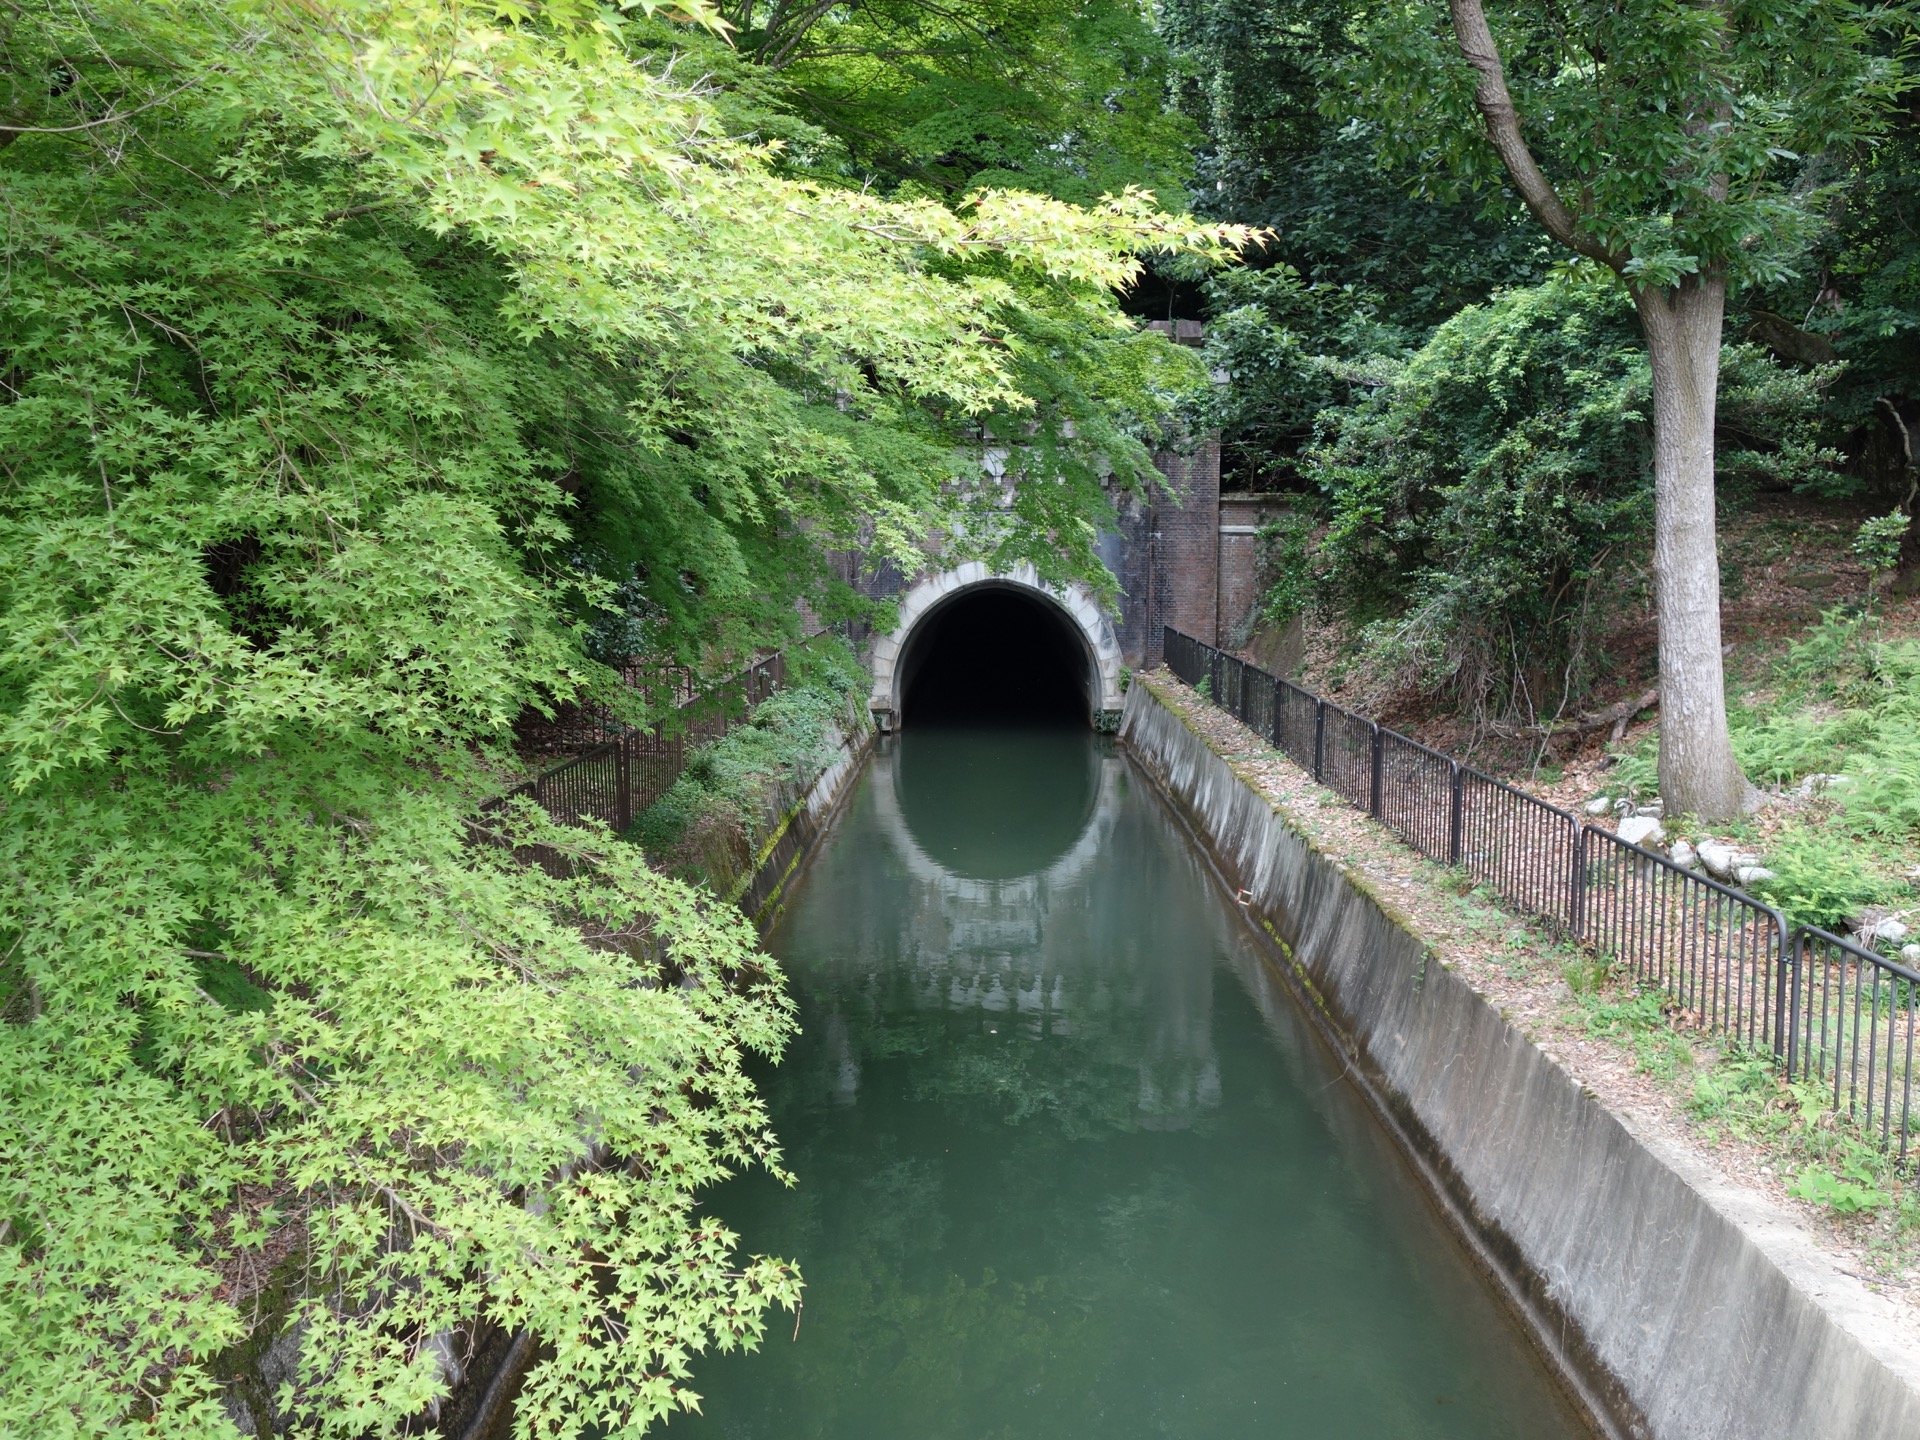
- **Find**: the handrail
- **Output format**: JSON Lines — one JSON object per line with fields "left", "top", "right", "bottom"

{"left": 1163, "top": 624, "right": 1917, "bottom": 1162}
{"left": 483, "top": 652, "right": 787, "bottom": 873}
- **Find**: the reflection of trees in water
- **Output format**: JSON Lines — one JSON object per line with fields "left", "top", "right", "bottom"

{"left": 684, "top": 734, "right": 1586, "bottom": 1440}
{"left": 711, "top": 1150, "right": 1106, "bottom": 1440}
{"left": 777, "top": 740, "right": 1232, "bottom": 1138}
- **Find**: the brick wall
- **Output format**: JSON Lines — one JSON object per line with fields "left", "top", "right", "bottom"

{"left": 1215, "top": 493, "right": 1295, "bottom": 648}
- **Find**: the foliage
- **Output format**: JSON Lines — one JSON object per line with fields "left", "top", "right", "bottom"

{"left": 1770, "top": 612, "right": 1920, "bottom": 835}
{"left": 1305, "top": 281, "right": 1650, "bottom": 716}
{"left": 1158, "top": 0, "right": 1544, "bottom": 325}
{"left": 1855, "top": 510, "right": 1910, "bottom": 576}
{"left": 1601, "top": 609, "right": 1919, "bottom": 931}
{"left": 1741, "top": 84, "right": 1920, "bottom": 464}
{"left": 1789, "top": 1162, "right": 1894, "bottom": 1213}
{"left": 1575, "top": 987, "right": 1695, "bottom": 1081}
{"left": 1692, "top": 1051, "right": 1914, "bottom": 1234}
{"left": 1198, "top": 265, "right": 1413, "bottom": 489}
{"left": 1301, "top": 279, "right": 1838, "bottom": 719}
{"left": 1334, "top": 0, "right": 1909, "bottom": 292}
{"left": 1252, "top": 510, "right": 1318, "bottom": 631}
{"left": 1747, "top": 826, "right": 1904, "bottom": 932}
{"left": 1329, "top": 0, "right": 1908, "bottom": 815}
{"left": 1717, "top": 612, "right": 1920, "bottom": 932}
{"left": 712, "top": 0, "right": 1201, "bottom": 206}
{"left": 633, "top": 676, "right": 858, "bottom": 871}
{"left": 0, "top": 1, "right": 1251, "bottom": 1434}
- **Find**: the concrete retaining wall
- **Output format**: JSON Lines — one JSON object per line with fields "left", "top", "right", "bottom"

{"left": 1121, "top": 680, "right": 1920, "bottom": 1440}
{"left": 735, "top": 713, "right": 871, "bottom": 926}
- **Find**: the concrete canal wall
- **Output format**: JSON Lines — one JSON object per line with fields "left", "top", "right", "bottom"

{"left": 1121, "top": 679, "right": 1920, "bottom": 1440}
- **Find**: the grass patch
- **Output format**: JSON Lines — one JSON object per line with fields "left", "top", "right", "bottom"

{"left": 1689, "top": 1048, "right": 1920, "bottom": 1268}
{"left": 1608, "top": 609, "right": 1920, "bottom": 943}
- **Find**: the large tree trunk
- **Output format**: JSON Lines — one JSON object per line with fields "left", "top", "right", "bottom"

{"left": 1632, "top": 276, "right": 1757, "bottom": 820}
{"left": 1444, "top": 0, "right": 1754, "bottom": 818}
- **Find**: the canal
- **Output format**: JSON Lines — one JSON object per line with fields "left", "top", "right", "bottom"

{"left": 672, "top": 725, "right": 1592, "bottom": 1439}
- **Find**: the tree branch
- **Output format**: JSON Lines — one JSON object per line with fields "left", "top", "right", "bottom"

{"left": 1445, "top": 0, "right": 1621, "bottom": 268}
{"left": 260, "top": 199, "right": 402, "bottom": 234}
{"left": 0, "top": 73, "right": 208, "bottom": 138}
{"left": 1491, "top": 685, "right": 1659, "bottom": 741}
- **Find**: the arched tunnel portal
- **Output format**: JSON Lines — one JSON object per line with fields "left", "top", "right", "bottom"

{"left": 868, "top": 564, "right": 1124, "bottom": 730}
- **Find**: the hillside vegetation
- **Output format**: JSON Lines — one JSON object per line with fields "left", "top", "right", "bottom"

{"left": 1163, "top": 0, "right": 1920, "bottom": 946}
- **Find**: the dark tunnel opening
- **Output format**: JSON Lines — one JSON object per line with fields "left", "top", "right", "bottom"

{"left": 899, "top": 588, "right": 1092, "bottom": 727}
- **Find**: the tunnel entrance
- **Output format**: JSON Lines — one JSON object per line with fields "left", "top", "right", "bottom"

{"left": 898, "top": 587, "right": 1092, "bottom": 727}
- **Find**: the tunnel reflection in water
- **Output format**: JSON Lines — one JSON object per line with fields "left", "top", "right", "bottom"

{"left": 898, "top": 586, "right": 1091, "bottom": 726}
{"left": 672, "top": 730, "right": 1590, "bottom": 1440}
{"left": 892, "top": 727, "right": 1096, "bottom": 880}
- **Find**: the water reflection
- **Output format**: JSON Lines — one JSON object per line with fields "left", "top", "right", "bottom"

{"left": 674, "top": 729, "right": 1589, "bottom": 1440}
{"left": 839, "top": 729, "right": 1218, "bottom": 1130}
{"left": 892, "top": 726, "right": 1099, "bottom": 880}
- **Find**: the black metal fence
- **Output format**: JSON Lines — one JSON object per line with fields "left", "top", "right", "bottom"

{"left": 482, "top": 653, "right": 788, "bottom": 874}
{"left": 1164, "top": 625, "right": 1919, "bottom": 1161}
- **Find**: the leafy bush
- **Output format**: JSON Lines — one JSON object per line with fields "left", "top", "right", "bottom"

{"left": 1307, "top": 279, "right": 1653, "bottom": 716}
{"left": 633, "top": 671, "right": 860, "bottom": 874}
{"left": 1253, "top": 509, "right": 1320, "bottom": 630}
{"left": 1199, "top": 266, "right": 1413, "bottom": 490}
{"left": 1747, "top": 828, "right": 1903, "bottom": 933}
{"left": 1305, "top": 278, "right": 1840, "bottom": 720}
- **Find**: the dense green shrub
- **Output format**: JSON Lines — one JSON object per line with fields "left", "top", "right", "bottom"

{"left": 1251, "top": 508, "right": 1320, "bottom": 632}
{"left": 1200, "top": 265, "right": 1413, "bottom": 490}
{"left": 1306, "top": 280, "right": 1653, "bottom": 715}
{"left": 1302, "top": 279, "right": 1838, "bottom": 720}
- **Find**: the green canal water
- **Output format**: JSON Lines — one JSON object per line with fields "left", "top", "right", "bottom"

{"left": 673, "top": 727, "right": 1590, "bottom": 1440}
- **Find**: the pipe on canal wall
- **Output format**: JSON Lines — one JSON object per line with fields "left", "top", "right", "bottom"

{"left": 1121, "top": 677, "right": 1920, "bottom": 1440}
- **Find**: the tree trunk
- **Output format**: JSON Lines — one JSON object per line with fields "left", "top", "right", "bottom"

{"left": 1874, "top": 398, "right": 1920, "bottom": 595}
{"left": 1893, "top": 510, "right": 1920, "bottom": 596}
{"left": 1632, "top": 276, "right": 1757, "bottom": 820}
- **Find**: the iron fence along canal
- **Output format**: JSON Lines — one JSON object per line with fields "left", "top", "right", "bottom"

{"left": 482, "top": 652, "right": 787, "bottom": 874}
{"left": 1164, "top": 625, "right": 1920, "bottom": 1161}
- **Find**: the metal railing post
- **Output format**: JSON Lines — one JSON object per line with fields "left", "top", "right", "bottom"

{"left": 1368, "top": 722, "right": 1383, "bottom": 818}
{"left": 614, "top": 736, "right": 633, "bottom": 836}
{"left": 1447, "top": 762, "right": 1464, "bottom": 866}
{"left": 1569, "top": 823, "right": 1587, "bottom": 941}
{"left": 1312, "top": 700, "right": 1326, "bottom": 783}
{"left": 1778, "top": 924, "right": 1799, "bottom": 1069}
